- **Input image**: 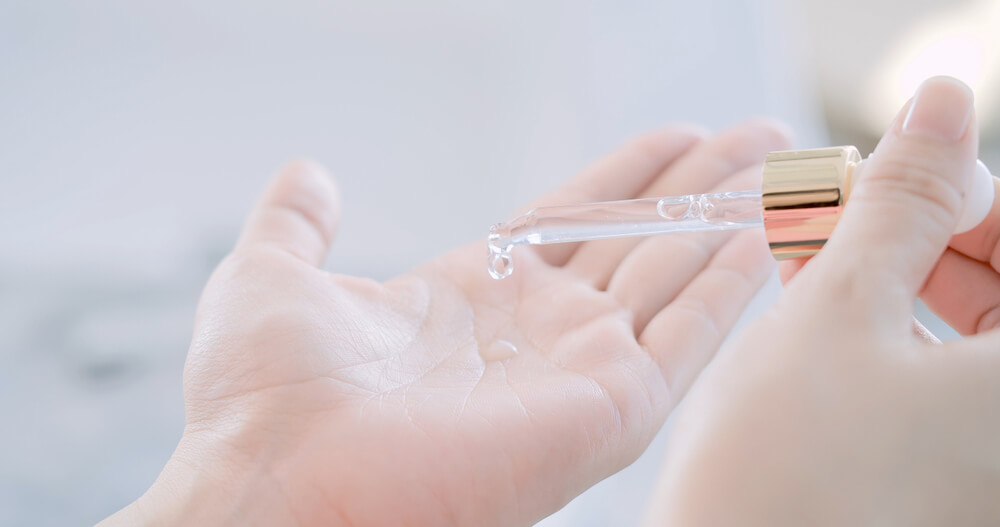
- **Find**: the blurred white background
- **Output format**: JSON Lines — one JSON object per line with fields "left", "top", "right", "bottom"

{"left": 1, "top": 0, "right": 995, "bottom": 524}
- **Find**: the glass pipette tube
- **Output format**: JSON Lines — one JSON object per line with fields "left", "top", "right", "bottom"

{"left": 487, "top": 190, "right": 764, "bottom": 279}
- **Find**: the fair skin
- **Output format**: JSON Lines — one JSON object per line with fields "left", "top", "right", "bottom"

{"left": 103, "top": 77, "right": 998, "bottom": 526}
{"left": 100, "top": 120, "right": 793, "bottom": 526}
{"left": 644, "top": 77, "right": 1000, "bottom": 525}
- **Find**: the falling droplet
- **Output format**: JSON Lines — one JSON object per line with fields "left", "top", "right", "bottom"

{"left": 488, "top": 252, "right": 513, "bottom": 280}
{"left": 487, "top": 223, "right": 514, "bottom": 280}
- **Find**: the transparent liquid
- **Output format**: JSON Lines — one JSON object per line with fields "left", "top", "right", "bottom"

{"left": 487, "top": 190, "right": 764, "bottom": 280}
{"left": 480, "top": 339, "right": 518, "bottom": 361}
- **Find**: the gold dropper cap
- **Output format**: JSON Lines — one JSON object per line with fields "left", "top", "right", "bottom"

{"left": 761, "top": 146, "right": 862, "bottom": 260}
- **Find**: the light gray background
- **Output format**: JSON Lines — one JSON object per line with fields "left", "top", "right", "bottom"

{"left": 0, "top": 1, "right": 984, "bottom": 525}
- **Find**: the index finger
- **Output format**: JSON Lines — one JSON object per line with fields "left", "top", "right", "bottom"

{"left": 948, "top": 176, "right": 1000, "bottom": 268}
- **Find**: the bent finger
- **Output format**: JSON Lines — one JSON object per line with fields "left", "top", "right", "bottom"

{"left": 922, "top": 248, "right": 1000, "bottom": 335}
{"left": 947, "top": 175, "right": 1000, "bottom": 266}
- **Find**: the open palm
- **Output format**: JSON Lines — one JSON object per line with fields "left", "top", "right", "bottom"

{"left": 163, "top": 121, "right": 789, "bottom": 526}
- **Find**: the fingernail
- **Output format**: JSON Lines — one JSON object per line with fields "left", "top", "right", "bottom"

{"left": 902, "top": 76, "right": 974, "bottom": 142}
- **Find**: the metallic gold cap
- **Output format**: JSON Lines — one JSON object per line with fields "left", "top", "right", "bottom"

{"left": 761, "top": 146, "right": 861, "bottom": 260}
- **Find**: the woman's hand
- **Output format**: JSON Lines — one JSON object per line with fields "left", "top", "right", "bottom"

{"left": 645, "top": 77, "right": 1000, "bottom": 526}
{"left": 100, "top": 120, "right": 790, "bottom": 526}
{"left": 922, "top": 166, "right": 1000, "bottom": 335}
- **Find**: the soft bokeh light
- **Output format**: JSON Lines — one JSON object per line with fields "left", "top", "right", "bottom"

{"left": 865, "top": 1, "right": 1000, "bottom": 134}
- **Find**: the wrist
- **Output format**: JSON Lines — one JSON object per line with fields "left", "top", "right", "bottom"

{"left": 99, "top": 432, "right": 299, "bottom": 526}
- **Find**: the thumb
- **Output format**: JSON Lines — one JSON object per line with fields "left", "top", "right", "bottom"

{"left": 235, "top": 160, "right": 341, "bottom": 267}
{"left": 812, "top": 77, "right": 978, "bottom": 318}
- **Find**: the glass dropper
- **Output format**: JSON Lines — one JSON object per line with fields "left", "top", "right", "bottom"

{"left": 487, "top": 189, "right": 764, "bottom": 279}
{"left": 486, "top": 146, "right": 996, "bottom": 280}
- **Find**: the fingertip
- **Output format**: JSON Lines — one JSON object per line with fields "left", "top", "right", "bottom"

{"left": 900, "top": 76, "right": 974, "bottom": 142}
{"left": 270, "top": 159, "right": 342, "bottom": 245}
{"left": 279, "top": 158, "right": 340, "bottom": 205}
{"left": 236, "top": 159, "right": 342, "bottom": 266}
